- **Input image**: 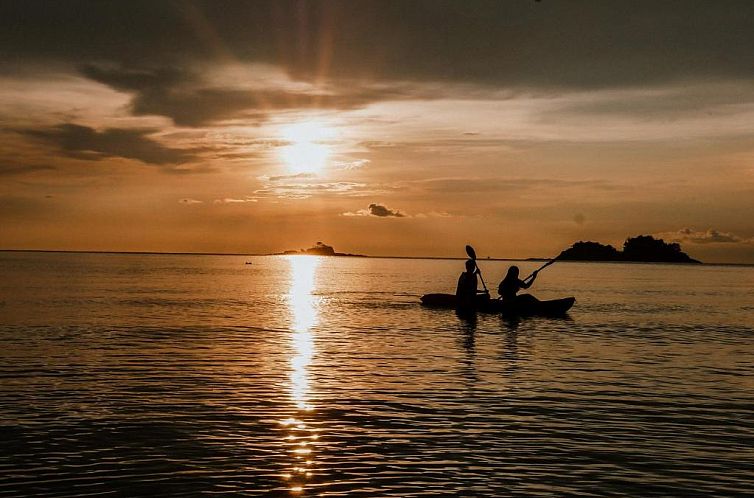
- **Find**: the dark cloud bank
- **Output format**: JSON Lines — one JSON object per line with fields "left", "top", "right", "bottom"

{"left": 3, "top": 1, "right": 752, "bottom": 89}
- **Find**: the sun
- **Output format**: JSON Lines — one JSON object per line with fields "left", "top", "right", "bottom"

{"left": 279, "top": 121, "right": 335, "bottom": 175}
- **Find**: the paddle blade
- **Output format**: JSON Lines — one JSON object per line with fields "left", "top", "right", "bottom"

{"left": 465, "top": 245, "right": 477, "bottom": 260}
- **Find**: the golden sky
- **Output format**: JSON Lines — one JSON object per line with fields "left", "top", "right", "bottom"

{"left": 1, "top": 1, "right": 753, "bottom": 262}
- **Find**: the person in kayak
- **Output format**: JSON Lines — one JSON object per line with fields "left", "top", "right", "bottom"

{"left": 456, "top": 259, "right": 488, "bottom": 310}
{"left": 498, "top": 265, "right": 540, "bottom": 306}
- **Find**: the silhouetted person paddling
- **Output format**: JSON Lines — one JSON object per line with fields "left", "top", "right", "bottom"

{"left": 456, "top": 259, "right": 489, "bottom": 311}
{"left": 498, "top": 265, "right": 540, "bottom": 306}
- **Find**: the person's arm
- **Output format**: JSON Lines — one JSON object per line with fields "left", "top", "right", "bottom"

{"left": 520, "top": 271, "right": 538, "bottom": 289}
{"left": 474, "top": 270, "right": 488, "bottom": 294}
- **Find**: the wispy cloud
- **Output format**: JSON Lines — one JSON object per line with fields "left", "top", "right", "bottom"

{"left": 256, "top": 182, "right": 368, "bottom": 200}
{"left": 213, "top": 197, "right": 259, "bottom": 204}
{"left": 657, "top": 228, "right": 753, "bottom": 245}
{"left": 259, "top": 172, "right": 317, "bottom": 182}
{"left": 414, "top": 211, "right": 453, "bottom": 219}
{"left": 403, "top": 177, "right": 621, "bottom": 195}
{"left": 336, "top": 158, "right": 370, "bottom": 170}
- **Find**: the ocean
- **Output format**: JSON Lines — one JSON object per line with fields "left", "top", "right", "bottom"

{"left": 1, "top": 251, "right": 752, "bottom": 496}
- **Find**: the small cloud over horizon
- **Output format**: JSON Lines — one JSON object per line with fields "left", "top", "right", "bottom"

{"left": 343, "top": 203, "right": 406, "bottom": 217}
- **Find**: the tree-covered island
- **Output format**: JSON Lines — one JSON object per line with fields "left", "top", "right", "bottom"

{"left": 558, "top": 235, "right": 700, "bottom": 263}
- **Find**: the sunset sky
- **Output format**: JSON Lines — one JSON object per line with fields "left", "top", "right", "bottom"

{"left": 1, "top": 0, "right": 753, "bottom": 262}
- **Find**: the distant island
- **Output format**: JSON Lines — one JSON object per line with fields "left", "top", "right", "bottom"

{"left": 277, "top": 242, "right": 367, "bottom": 257}
{"left": 557, "top": 235, "right": 701, "bottom": 264}
{"left": 269, "top": 236, "right": 699, "bottom": 262}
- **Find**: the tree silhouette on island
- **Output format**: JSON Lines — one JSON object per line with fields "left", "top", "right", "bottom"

{"left": 557, "top": 235, "right": 700, "bottom": 263}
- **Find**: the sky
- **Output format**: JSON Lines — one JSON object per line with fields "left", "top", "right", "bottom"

{"left": 1, "top": 0, "right": 753, "bottom": 262}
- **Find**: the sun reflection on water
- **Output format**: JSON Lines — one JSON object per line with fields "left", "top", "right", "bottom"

{"left": 288, "top": 256, "right": 319, "bottom": 411}
{"left": 281, "top": 256, "right": 321, "bottom": 493}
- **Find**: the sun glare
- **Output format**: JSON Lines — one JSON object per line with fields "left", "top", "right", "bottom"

{"left": 279, "top": 121, "right": 335, "bottom": 175}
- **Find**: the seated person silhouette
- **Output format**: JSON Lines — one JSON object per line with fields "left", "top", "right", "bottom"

{"left": 498, "top": 265, "right": 540, "bottom": 307}
{"left": 456, "top": 259, "right": 488, "bottom": 310}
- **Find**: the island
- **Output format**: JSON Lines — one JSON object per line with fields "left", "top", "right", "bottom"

{"left": 278, "top": 242, "right": 367, "bottom": 257}
{"left": 557, "top": 235, "right": 701, "bottom": 264}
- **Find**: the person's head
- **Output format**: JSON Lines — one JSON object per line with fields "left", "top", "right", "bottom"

{"left": 465, "top": 259, "right": 476, "bottom": 272}
{"left": 506, "top": 265, "right": 519, "bottom": 278}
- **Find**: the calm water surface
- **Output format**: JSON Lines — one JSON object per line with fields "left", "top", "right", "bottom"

{"left": 1, "top": 252, "right": 753, "bottom": 496}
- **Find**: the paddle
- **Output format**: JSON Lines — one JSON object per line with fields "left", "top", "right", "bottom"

{"left": 465, "top": 245, "right": 489, "bottom": 293}
{"left": 523, "top": 256, "right": 558, "bottom": 283}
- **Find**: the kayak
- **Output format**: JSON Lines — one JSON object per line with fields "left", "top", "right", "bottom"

{"left": 420, "top": 293, "right": 575, "bottom": 317}
{"left": 420, "top": 293, "right": 502, "bottom": 312}
{"left": 501, "top": 296, "right": 575, "bottom": 317}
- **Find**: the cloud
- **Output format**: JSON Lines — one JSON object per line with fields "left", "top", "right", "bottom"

{"left": 343, "top": 203, "right": 405, "bottom": 217}
{"left": 545, "top": 83, "right": 754, "bottom": 124}
{"left": 261, "top": 172, "right": 317, "bottom": 182}
{"left": 414, "top": 211, "right": 453, "bottom": 218}
{"left": 3, "top": 2, "right": 753, "bottom": 92}
{"left": 23, "top": 124, "right": 196, "bottom": 165}
{"left": 368, "top": 203, "right": 404, "bottom": 217}
{"left": 79, "top": 64, "right": 187, "bottom": 93}
{"left": 254, "top": 173, "right": 377, "bottom": 200}
{"left": 79, "top": 64, "right": 434, "bottom": 126}
{"left": 336, "top": 158, "right": 370, "bottom": 170}
{"left": 659, "top": 228, "right": 753, "bottom": 245}
{"left": 359, "top": 141, "right": 398, "bottom": 149}
{"left": 0, "top": 162, "right": 54, "bottom": 176}
{"left": 80, "top": 64, "right": 273, "bottom": 125}
{"left": 213, "top": 197, "right": 258, "bottom": 204}
{"left": 341, "top": 209, "right": 367, "bottom": 216}
{"left": 406, "top": 177, "right": 615, "bottom": 194}
{"left": 179, "top": 198, "right": 203, "bottom": 204}
{"left": 255, "top": 182, "right": 368, "bottom": 200}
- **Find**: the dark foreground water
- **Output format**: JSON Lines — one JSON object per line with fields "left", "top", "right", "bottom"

{"left": 1, "top": 252, "right": 752, "bottom": 497}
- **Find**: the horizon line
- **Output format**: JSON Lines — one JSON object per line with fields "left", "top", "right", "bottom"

{"left": 0, "top": 247, "right": 534, "bottom": 261}
{"left": 2, "top": 248, "right": 753, "bottom": 267}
